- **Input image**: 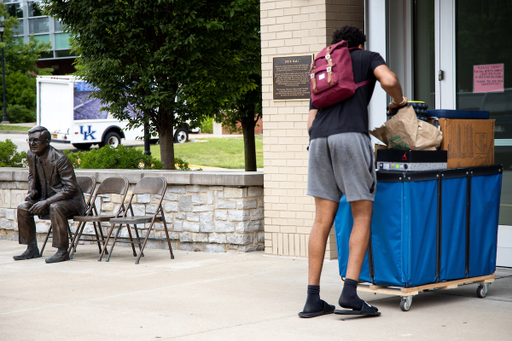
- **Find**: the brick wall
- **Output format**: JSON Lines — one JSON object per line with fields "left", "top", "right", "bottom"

{"left": 260, "top": 0, "right": 364, "bottom": 258}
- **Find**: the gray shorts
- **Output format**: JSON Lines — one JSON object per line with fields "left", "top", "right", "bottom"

{"left": 307, "top": 132, "right": 376, "bottom": 203}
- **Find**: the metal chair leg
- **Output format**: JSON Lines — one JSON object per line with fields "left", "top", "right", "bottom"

{"left": 99, "top": 223, "right": 117, "bottom": 262}
{"left": 124, "top": 223, "right": 138, "bottom": 257}
{"left": 97, "top": 222, "right": 108, "bottom": 255}
{"left": 106, "top": 223, "right": 125, "bottom": 262}
{"left": 92, "top": 222, "right": 103, "bottom": 253}
{"left": 69, "top": 221, "right": 86, "bottom": 259}
{"left": 135, "top": 228, "right": 153, "bottom": 265}
{"left": 161, "top": 213, "right": 174, "bottom": 259}
{"left": 40, "top": 225, "right": 52, "bottom": 256}
{"left": 132, "top": 224, "right": 144, "bottom": 253}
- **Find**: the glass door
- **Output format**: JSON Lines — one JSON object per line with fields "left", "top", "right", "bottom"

{"left": 413, "top": 0, "right": 435, "bottom": 109}
{"left": 413, "top": 0, "right": 456, "bottom": 110}
{"left": 412, "top": 0, "right": 511, "bottom": 225}
{"left": 455, "top": 0, "right": 512, "bottom": 225}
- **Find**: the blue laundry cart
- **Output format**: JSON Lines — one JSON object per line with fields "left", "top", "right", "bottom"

{"left": 335, "top": 165, "right": 502, "bottom": 311}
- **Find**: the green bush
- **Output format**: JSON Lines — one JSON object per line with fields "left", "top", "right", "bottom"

{"left": 199, "top": 117, "right": 213, "bottom": 134}
{"left": 63, "top": 149, "right": 84, "bottom": 169}
{"left": 174, "top": 157, "right": 190, "bottom": 170}
{"left": 64, "top": 145, "right": 163, "bottom": 169}
{"left": 6, "top": 104, "right": 36, "bottom": 123}
{"left": 0, "top": 139, "right": 27, "bottom": 167}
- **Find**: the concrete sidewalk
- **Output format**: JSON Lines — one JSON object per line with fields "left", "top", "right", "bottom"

{"left": 1, "top": 239, "right": 511, "bottom": 341}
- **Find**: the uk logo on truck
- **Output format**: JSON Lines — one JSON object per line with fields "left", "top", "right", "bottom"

{"left": 80, "top": 125, "right": 96, "bottom": 140}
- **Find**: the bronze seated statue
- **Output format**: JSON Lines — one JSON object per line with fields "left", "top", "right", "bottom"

{"left": 14, "top": 126, "right": 86, "bottom": 263}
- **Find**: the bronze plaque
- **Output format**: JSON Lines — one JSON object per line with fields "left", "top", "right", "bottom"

{"left": 273, "top": 55, "right": 313, "bottom": 101}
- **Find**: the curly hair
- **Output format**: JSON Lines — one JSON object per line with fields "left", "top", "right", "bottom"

{"left": 331, "top": 25, "right": 366, "bottom": 48}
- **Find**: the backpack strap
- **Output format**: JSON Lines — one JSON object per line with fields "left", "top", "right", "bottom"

{"left": 325, "top": 46, "right": 334, "bottom": 86}
{"left": 348, "top": 46, "right": 376, "bottom": 88}
{"left": 355, "top": 79, "right": 375, "bottom": 88}
{"left": 309, "top": 63, "right": 317, "bottom": 93}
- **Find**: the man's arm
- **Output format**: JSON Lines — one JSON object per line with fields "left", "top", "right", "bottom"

{"left": 45, "top": 156, "right": 79, "bottom": 206}
{"left": 25, "top": 152, "right": 39, "bottom": 201}
{"left": 373, "top": 64, "right": 407, "bottom": 112}
{"left": 308, "top": 109, "right": 318, "bottom": 131}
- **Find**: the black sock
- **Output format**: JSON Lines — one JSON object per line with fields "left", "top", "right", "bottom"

{"left": 302, "top": 285, "right": 323, "bottom": 313}
{"left": 339, "top": 278, "right": 363, "bottom": 310}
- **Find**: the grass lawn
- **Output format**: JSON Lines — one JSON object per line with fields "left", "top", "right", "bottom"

{"left": 136, "top": 135, "right": 263, "bottom": 169}
{"left": 0, "top": 124, "right": 31, "bottom": 132}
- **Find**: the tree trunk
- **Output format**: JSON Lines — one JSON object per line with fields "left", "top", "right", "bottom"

{"left": 157, "top": 109, "right": 176, "bottom": 170}
{"left": 240, "top": 108, "right": 257, "bottom": 171}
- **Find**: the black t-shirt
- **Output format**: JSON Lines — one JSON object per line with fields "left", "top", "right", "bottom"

{"left": 309, "top": 49, "right": 386, "bottom": 140}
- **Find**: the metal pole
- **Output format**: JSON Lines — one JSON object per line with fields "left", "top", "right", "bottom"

{"left": 1, "top": 31, "right": 8, "bottom": 124}
{"left": 144, "top": 122, "right": 151, "bottom": 156}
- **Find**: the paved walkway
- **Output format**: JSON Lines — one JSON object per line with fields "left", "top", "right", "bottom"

{"left": 1, "top": 240, "right": 511, "bottom": 340}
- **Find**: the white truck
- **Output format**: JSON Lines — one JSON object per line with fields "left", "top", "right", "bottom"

{"left": 36, "top": 75, "right": 197, "bottom": 150}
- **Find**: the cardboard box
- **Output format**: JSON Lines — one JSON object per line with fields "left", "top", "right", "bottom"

{"left": 436, "top": 118, "right": 494, "bottom": 168}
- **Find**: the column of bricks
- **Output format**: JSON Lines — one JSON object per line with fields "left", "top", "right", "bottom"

{"left": 260, "top": 0, "right": 364, "bottom": 258}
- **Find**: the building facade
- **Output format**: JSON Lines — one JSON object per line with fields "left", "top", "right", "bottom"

{"left": 261, "top": 0, "right": 512, "bottom": 267}
{"left": 4, "top": 0, "right": 76, "bottom": 74}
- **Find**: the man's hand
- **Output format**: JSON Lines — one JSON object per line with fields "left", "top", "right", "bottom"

{"left": 387, "top": 96, "right": 408, "bottom": 114}
{"left": 25, "top": 190, "right": 39, "bottom": 201}
{"left": 28, "top": 200, "right": 49, "bottom": 214}
{"left": 308, "top": 109, "right": 318, "bottom": 131}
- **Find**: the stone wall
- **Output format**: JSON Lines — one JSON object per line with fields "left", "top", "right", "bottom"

{"left": 260, "top": 0, "right": 364, "bottom": 258}
{"left": 0, "top": 169, "right": 264, "bottom": 253}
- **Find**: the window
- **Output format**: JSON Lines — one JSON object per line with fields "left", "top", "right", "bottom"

{"left": 30, "top": 34, "right": 49, "bottom": 44}
{"left": 54, "top": 19, "right": 65, "bottom": 32}
{"left": 55, "top": 50, "right": 76, "bottom": 58}
{"left": 28, "top": 1, "right": 44, "bottom": 17}
{"left": 55, "top": 33, "right": 71, "bottom": 50}
{"left": 29, "top": 17, "right": 49, "bottom": 34}
{"left": 7, "top": 3, "right": 23, "bottom": 18}
{"left": 12, "top": 19, "right": 24, "bottom": 35}
{"left": 4, "top": 0, "right": 77, "bottom": 60}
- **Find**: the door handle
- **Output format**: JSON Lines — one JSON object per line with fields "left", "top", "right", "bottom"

{"left": 438, "top": 70, "right": 444, "bottom": 81}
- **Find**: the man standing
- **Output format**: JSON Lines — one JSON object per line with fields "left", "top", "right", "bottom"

{"left": 14, "top": 126, "right": 86, "bottom": 263}
{"left": 299, "top": 26, "right": 406, "bottom": 318}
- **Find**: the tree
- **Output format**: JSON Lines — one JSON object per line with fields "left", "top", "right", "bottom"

{"left": 0, "top": 4, "right": 52, "bottom": 122}
{"left": 214, "top": 32, "right": 261, "bottom": 172}
{"left": 43, "top": 0, "right": 261, "bottom": 170}
{"left": 190, "top": 0, "right": 261, "bottom": 171}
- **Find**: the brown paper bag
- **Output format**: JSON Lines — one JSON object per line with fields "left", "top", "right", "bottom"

{"left": 369, "top": 106, "right": 442, "bottom": 150}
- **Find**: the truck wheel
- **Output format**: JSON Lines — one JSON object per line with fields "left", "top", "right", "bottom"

{"left": 174, "top": 128, "right": 189, "bottom": 144}
{"left": 72, "top": 143, "right": 92, "bottom": 150}
{"left": 102, "top": 132, "right": 121, "bottom": 148}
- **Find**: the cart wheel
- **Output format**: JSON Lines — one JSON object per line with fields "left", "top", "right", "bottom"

{"left": 476, "top": 284, "right": 488, "bottom": 298}
{"left": 400, "top": 296, "right": 413, "bottom": 311}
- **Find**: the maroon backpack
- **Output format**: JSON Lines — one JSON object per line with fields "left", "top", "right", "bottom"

{"left": 309, "top": 40, "right": 374, "bottom": 109}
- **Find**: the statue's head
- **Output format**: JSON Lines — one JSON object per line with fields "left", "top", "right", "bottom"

{"left": 27, "top": 126, "right": 51, "bottom": 156}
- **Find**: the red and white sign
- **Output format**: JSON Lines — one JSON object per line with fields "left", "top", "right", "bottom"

{"left": 473, "top": 64, "right": 504, "bottom": 93}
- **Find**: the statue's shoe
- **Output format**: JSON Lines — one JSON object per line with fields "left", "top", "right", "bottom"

{"left": 45, "top": 250, "right": 70, "bottom": 263}
{"left": 13, "top": 248, "right": 41, "bottom": 261}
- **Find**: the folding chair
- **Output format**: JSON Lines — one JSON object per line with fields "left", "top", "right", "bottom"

{"left": 69, "top": 176, "right": 129, "bottom": 259}
{"left": 99, "top": 176, "right": 174, "bottom": 264}
{"left": 40, "top": 175, "right": 97, "bottom": 256}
